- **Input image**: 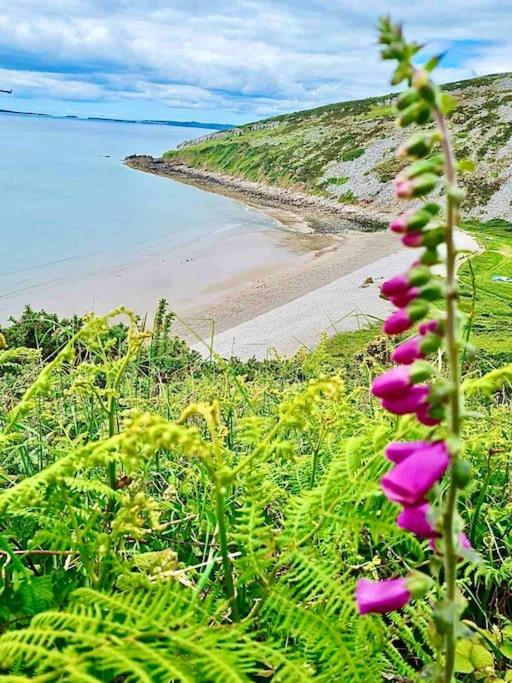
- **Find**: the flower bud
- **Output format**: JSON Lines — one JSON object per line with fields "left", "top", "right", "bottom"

{"left": 419, "top": 319, "right": 441, "bottom": 336}
{"left": 402, "top": 231, "right": 424, "bottom": 248}
{"left": 419, "top": 281, "right": 443, "bottom": 301}
{"left": 452, "top": 458, "right": 472, "bottom": 488}
{"left": 405, "top": 570, "right": 434, "bottom": 599}
{"left": 396, "top": 89, "right": 419, "bottom": 111}
{"left": 390, "top": 287, "right": 420, "bottom": 308}
{"left": 408, "top": 299, "right": 430, "bottom": 322}
{"left": 392, "top": 336, "right": 424, "bottom": 365}
{"left": 416, "top": 402, "right": 443, "bottom": 426}
{"left": 420, "top": 248, "right": 441, "bottom": 266}
{"left": 408, "top": 264, "right": 432, "bottom": 287}
{"left": 398, "top": 102, "right": 431, "bottom": 127}
{"left": 412, "top": 69, "right": 437, "bottom": 104}
{"left": 381, "top": 266, "right": 431, "bottom": 299}
{"left": 398, "top": 132, "right": 441, "bottom": 159}
{"left": 381, "top": 273, "right": 410, "bottom": 296}
{"left": 406, "top": 155, "right": 444, "bottom": 180}
{"left": 403, "top": 227, "right": 445, "bottom": 249}
{"left": 383, "top": 298, "right": 428, "bottom": 335}
{"left": 383, "top": 309, "right": 413, "bottom": 335}
{"left": 371, "top": 366, "right": 413, "bottom": 399}
{"left": 408, "top": 360, "right": 434, "bottom": 383}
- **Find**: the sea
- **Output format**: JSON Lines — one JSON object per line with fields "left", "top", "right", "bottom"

{"left": 0, "top": 113, "right": 275, "bottom": 319}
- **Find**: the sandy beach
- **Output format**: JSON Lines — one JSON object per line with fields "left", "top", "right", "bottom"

{"left": 4, "top": 151, "right": 476, "bottom": 358}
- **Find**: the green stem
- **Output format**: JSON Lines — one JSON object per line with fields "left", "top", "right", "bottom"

{"left": 434, "top": 108, "right": 462, "bottom": 683}
{"left": 214, "top": 483, "right": 239, "bottom": 622}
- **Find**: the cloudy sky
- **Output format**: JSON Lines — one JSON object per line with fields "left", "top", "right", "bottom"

{"left": 0, "top": 1, "right": 510, "bottom": 124}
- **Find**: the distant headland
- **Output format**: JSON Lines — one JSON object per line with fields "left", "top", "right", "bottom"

{"left": 0, "top": 108, "right": 233, "bottom": 131}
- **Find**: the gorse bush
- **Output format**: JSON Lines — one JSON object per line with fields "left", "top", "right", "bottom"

{"left": 0, "top": 18, "right": 511, "bottom": 683}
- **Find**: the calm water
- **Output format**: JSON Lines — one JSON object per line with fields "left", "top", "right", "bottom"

{"left": 0, "top": 114, "right": 273, "bottom": 306}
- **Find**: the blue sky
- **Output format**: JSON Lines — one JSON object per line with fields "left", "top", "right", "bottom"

{"left": 0, "top": 1, "right": 510, "bottom": 124}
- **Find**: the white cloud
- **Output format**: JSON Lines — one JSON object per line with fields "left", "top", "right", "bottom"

{"left": 0, "top": 1, "right": 510, "bottom": 120}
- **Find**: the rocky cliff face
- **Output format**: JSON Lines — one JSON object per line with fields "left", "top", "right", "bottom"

{"left": 166, "top": 73, "right": 512, "bottom": 221}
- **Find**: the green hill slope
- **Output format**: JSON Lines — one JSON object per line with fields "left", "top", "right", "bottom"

{"left": 165, "top": 73, "right": 512, "bottom": 221}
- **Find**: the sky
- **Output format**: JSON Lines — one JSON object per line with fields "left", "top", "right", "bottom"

{"left": 0, "top": 1, "right": 510, "bottom": 125}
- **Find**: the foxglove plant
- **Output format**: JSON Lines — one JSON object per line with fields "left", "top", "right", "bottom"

{"left": 356, "top": 17, "right": 475, "bottom": 682}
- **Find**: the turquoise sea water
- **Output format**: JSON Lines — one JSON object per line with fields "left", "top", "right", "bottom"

{"left": 0, "top": 114, "right": 273, "bottom": 310}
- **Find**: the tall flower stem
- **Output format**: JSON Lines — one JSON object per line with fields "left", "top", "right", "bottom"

{"left": 434, "top": 107, "right": 462, "bottom": 683}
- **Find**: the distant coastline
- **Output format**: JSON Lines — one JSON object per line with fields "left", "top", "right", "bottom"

{"left": 124, "top": 154, "right": 390, "bottom": 233}
{"left": 0, "top": 109, "right": 233, "bottom": 131}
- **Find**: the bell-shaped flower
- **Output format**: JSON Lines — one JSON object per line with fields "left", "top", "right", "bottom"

{"left": 392, "top": 336, "right": 424, "bottom": 364}
{"left": 381, "top": 441, "right": 449, "bottom": 506}
{"left": 381, "top": 384, "right": 429, "bottom": 415}
{"left": 397, "top": 502, "right": 440, "bottom": 538}
{"left": 356, "top": 577, "right": 410, "bottom": 614}
{"left": 385, "top": 440, "right": 434, "bottom": 464}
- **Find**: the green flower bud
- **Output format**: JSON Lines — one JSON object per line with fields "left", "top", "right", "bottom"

{"left": 420, "top": 333, "right": 442, "bottom": 354}
{"left": 406, "top": 155, "right": 444, "bottom": 179}
{"left": 412, "top": 69, "right": 437, "bottom": 104}
{"left": 408, "top": 299, "right": 430, "bottom": 323}
{"left": 398, "top": 102, "right": 431, "bottom": 127}
{"left": 409, "top": 360, "right": 434, "bottom": 383}
{"left": 410, "top": 173, "right": 439, "bottom": 198}
{"left": 407, "top": 209, "right": 434, "bottom": 231}
{"left": 397, "top": 89, "right": 419, "bottom": 111}
{"left": 423, "top": 202, "right": 441, "bottom": 216}
{"left": 422, "top": 227, "right": 445, "bottom": 248}
{"left": 406, "top": 570, "right": 434, "bottom": 599}
{"left": 419, "top": 281, "right": 443, "bottom": 301}
{"left": 409, "top": 264, "right": 432, "bottom": 287}
{"left": 453, "top": 459, "right": 472, "bottom": 488}
{"left": 398, "top": 132, "right": 441, "bottom": 159}
{"left": 447, "top": 184, "right": 466, "bottom": 204}
{"left": 420, "top": 248, "right": 441, "bottom": 266}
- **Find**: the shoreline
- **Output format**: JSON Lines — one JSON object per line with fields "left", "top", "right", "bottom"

{"left": 122, "top": 154, "right": 406, "bottom": 352}
{"left": 124, "top": 155, "right": 391, "bottom": 234}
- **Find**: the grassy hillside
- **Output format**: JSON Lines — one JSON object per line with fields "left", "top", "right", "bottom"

{"left": 165, "top": 73, "right": 512, "bottom": 220}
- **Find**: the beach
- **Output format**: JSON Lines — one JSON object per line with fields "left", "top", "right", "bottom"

{"left": 122, "top": 156, "right": 480, "bottom": 359}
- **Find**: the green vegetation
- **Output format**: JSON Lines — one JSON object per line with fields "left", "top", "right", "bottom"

{"left": 0, "top": 232, "right": 510, "bottom": 679}
{"left": 165, "top": 73, "right": 512, "bottom": 217}
{"left": 341, "top": 147, "right": 365, "bottom": 162}
{"left": 459, "top": 219, "right": 512, "bottom": 357}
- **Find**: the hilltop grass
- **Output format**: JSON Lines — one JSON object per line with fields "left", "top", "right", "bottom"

{"left": 164, "top": 73, "right": 512, "bottom": 215}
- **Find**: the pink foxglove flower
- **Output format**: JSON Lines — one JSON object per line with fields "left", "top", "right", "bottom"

{"left": 381, "top": 441, "right": 449, "bottom": 506}
{"left": 419, "top": 319, "right": 440, "bottom": 336}
{"left": 402, "top": 231, "right": 424, "bottom": 248}
{"left": 397, "top": 502, "right": 439, "bottom": 538}
{"left": 381, "top": 384, "right": 429, "bottom": 415}
{"left": 384, "top": 308, "right": 413, "bottom": 335}
{"left": 416, "top": 403, "right": 442, "bottom": 426}
{"left": 371, "top": 366, "right": 412, "bottom": 399}
{"left": 390, "top": 287, "right": 420, "bottom": 308}
{"left": 392, "top": 336, "right": 424, "bottom": 365}
{"left": 381, "top": 273, "right": 410, "bottom": 297}
{"left": 356, "top": 577, "right": 410, "bottom": 614}
{"left": 385, "top": 440, "right": 433, "bottom": 464}
{"left": 394, "top": 176, "right": 414, "bottom": 198}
